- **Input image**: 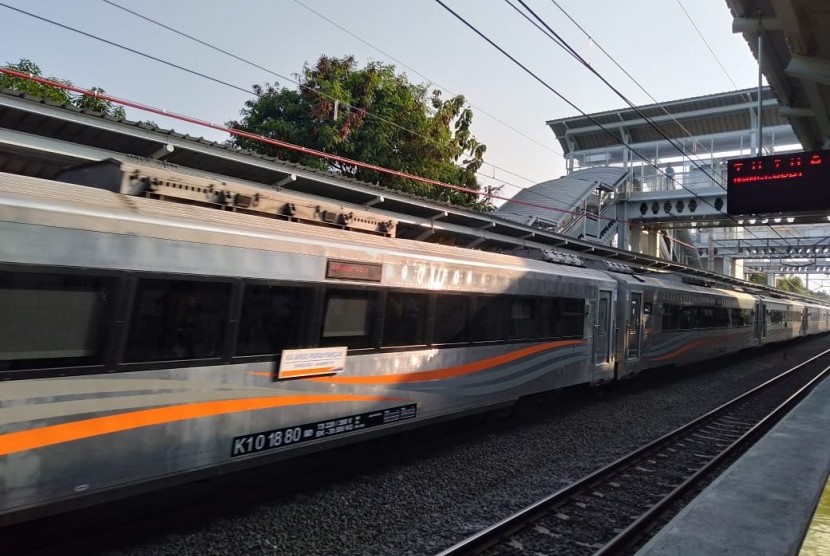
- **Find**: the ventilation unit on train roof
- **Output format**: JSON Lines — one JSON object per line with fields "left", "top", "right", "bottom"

{"left": 53, "top": 157, "right": 397, "bottom": 237}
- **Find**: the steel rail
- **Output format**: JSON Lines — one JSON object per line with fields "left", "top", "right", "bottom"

{"left": 435, "top": 347, "right": 830, "bottom": 556}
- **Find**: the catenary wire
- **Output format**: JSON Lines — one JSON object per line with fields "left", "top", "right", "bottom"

{"left": 675, "top": 0, "right": 741, "bottom": 90}
{"left": 674, "top": 0, "right": 807, "bottom": 251}
{"left": 3, "top": 66, "right": 698, "bottom": 248}
{"left": 547, "top": 0, "right": 804, "bottom": 253}
{"left": 0, "top": 3, "right": 689, "bottom": 249}
{"left": 0, "top": 0, "right": 532, "bottom": 200}
{"left": 432, "top": 0, "right": 744, "bottom": 251}
{"left": 499, "top": 0, "right": 790, "bottom": 246}
{"left": 290, "top": 0, "right": 564, "bottom": 163}
{"left": 546, "top": 0, "right": 716, "bottom": 165}
{"left": 98, "top": 0, "right": 645, "bottom": 221}
{"left": 99, "top": 0, "right": 541, "bottom": 189}
{"left": 0, "top": 0, "right": 641, "bottom": 230}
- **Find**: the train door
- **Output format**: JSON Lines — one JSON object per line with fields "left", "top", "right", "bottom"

{"left": 627, "top": 292, "right": 643, "bottom": 359}
{"left": 802, "top": 308, "right": 809, "bottom": 336}
{"left": 755, "top": 300, "right": 765, "bottom": 343}
{"left": 593, "top": 290, "right": 613, "bottom": 365}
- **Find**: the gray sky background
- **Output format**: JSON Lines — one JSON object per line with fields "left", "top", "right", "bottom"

{"left": 1, "top": 0, "right": 762, "bottom": 198}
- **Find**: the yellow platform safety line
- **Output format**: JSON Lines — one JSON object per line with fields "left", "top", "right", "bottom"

{"left": 799, "top": 473, "right": 830, "bottom": 556}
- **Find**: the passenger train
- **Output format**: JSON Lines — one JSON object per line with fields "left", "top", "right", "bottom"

{"left": 1, "top": 160, "right": 828, "bottom": 524}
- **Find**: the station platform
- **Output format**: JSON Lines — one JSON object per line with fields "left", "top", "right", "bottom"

{"left": 636, "top": 375, "right": 830, "bottom": 556}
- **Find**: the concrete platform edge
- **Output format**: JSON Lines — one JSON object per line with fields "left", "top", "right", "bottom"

{"left": 636, "top": 375, "right": 830, "bottom": 556}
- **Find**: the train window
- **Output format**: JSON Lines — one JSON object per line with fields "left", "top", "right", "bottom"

{"left": 320, "top": 289, "right": 377, "bottom": 349}
{"left": 598, "top": 298, "right": 609, "bottom": 336}
{"left": 508, "top": 297, "right": 536, "bottom": 340}
{"left": 236, "top": 284, "right": 313, "bottom": 356}
{"left": 383, "top": 292, "right": 428, "bottom": 347}
{"left": 474, "top": 296, "right": 507, "bottom": 341}
{"left": 540, "top": 297, "right": 585, "bottom": 339}
{"left": 125, "top": 279, "right": 231, "bottom": 362}
{"left": 701, "top": 307, "right": 730, "bottom": 328}
{"left": 561, "top": 298, "right": 586, "bottom": 337}
{"left": 730, "top": 308, "right": 754, "bottom": 327}
{"left": 433, "top": 294, "right": 470, "bottom": 344}
{"left": 768, "top": 309, "right": 784, "bottom": 324}
{"left": 0, "top": 271, "right": 115, "bottom": 371}
{"left": 662, "top": 304, "right": 688, "bottom": 330}
{"left": 666, "top": 304, "right": 733, "bottom": 330}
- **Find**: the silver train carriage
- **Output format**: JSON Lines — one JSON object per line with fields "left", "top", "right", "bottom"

{"left": 0, "top": 171, "right": 828, "bottom": 524}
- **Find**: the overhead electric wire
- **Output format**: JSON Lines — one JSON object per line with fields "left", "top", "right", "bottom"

{"left": 97, "top": 0, "right": 646, "bottom": 222}
{"left": 512, "top": 0, "right": 726, "bottom": 187}
{"left": 290, "top": 0, "right": 564, "bottom": 163}
{"left": 99, "top": 0, "right": 541, "bottom": 190}
{"left": 520, "top": 0, "right": 799, "bottom": 252}
{"left": 0, "top": 0, "right": 534, "bottom": 200}
{"left": 675, "top": 0, "right": 741, "bottom": 90}
{"left": 511, "top": 0, "right": 791, "bottom": 247}
{"left": 675, "top": 0, "right": 809, "bottom": 256}
{"left": 545, "top": 0, "right": 717, "bottom": 165}
{"left": 1, "top": 2, "right": 253, "bottom": 96}
{"left": 0, "top": 1, "right": 687, "bottom": 248}
{"left": 492, "top": 0, "right": 790, "bottom": 246}
{"left": 0, "top": 0, "right": 640, "bottom": 233}
{"left": 4, "top": 65, "right": 684, "bottom": 246}
{"left": 432, "top": 0, "right": 726, "bottom": 241}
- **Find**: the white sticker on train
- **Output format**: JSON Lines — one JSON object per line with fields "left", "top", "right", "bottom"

{"left": 278, "top": 346, "right": 347, "bottom": 379}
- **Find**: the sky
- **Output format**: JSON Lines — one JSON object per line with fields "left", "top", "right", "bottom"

{"left": 0, "top": 0, "right": 764, "bottom": 199}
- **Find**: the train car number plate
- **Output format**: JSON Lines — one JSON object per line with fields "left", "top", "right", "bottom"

{"left": 230, "top": 403, "right": 417, "bottom": 457}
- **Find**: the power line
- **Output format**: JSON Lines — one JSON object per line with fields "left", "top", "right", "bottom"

{"left": 291, "top": 0, "right": 564, "bottom": 164}
{"left": 98, "top": 0, "right": 630, "bottom": 214}
{"left": 503, "top": 0, "right": 789, "bottom": 246}
{"left": 0, "top": 1, "right": 574, "bottom": 223}
{"left": 544, "top": 0, "right": 717, "bottom": 168}
{"left": 432, "top": 2, "right": 699, "bottom": 204}
{"left": 99, "top": 0, "right": 540, "bottom": 189}
{"left": 3, "top": 66, "right": 666, "bottom": 239}
{"left": 674, "top": 0, "right": 807, "bottom": 250}
{"left": 675, "top": 0, "right": 741, "bottom": 90}
{"left": 2, "top": 2, "right": 254, "bottom": 96}
{"left": 0, "top": 2, "right": 683, "bottom": 248}
{"left": 0, "top": 0, "right": 533, "bottom": 200}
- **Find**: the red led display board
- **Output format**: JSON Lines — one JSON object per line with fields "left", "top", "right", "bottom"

{"left": 726, "top": 149, "right": 830, "bottom": 215}
{"left": 326, "top": 260, "right": 383, "bottom": 282}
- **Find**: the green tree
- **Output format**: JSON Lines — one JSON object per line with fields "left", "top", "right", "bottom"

{"left": 747, "top": 272, "right": 768, "bottom": 285}
{"left": 1, "top": 59, "right": 125, "bottom": 119}
{"left": 227, "top": 56, "right": 490, "bottom": 209}
{"left": 74, "top": 86, "right": 126, "bottom": 119}
{"left": 776, "top": 275, "right": 806, "bottom": 293}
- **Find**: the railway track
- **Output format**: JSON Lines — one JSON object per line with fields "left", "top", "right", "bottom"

{"left": 437, "top": 348, "right": 830, "bottom": 556}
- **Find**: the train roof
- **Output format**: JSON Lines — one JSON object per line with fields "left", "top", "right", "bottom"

{"left": 0, "top": 172, "right": 617, "bottom": 284}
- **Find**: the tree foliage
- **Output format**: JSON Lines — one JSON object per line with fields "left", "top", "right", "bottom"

{"left": 227, "top": 56, "right": 490, "bottom": 209}
{"left": 1, "top": 59, "right": 126, "bottom": 119}
{"left": 746, "top": 272, "right": 768, "bottom": 285}
{"left": 776, "top": 275, "right": 806, "bottom": 294}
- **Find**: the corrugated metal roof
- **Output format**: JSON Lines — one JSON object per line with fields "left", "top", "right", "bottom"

{"left": 547, "top": 87, "right": 786, "bottom": 154}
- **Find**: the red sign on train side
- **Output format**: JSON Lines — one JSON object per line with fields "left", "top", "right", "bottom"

{"left": 326, "top": 260, "right": 383, "bottom": 282}
{"left": 726, "top": 149, "right": 830, "bottom": 215}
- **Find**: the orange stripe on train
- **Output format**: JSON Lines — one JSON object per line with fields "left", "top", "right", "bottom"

{"left": 0, "top": 394, "right": 400, "bottom": 457}
{"left": 309, "top": 339, "right": 585, "bottom": 385}
{"left": 650, "top": 339, "right": 712, "bottom": 362}
{"left": 649, "top": 330, "right": 751, "bottom": 362}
